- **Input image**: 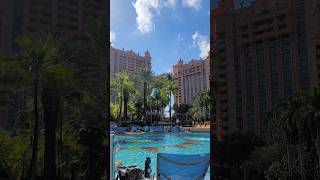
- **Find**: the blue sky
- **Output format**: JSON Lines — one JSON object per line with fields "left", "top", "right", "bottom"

{"left": 111, "top": 0, "right": 210, "bottom": 75}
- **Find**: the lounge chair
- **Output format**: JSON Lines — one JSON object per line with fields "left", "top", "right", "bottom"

{"left": 172, "top": 125, "right": 179, "bottom": 133}
{"left": 167, "top": 126, "right": 173, "bottom": 132}
{"left": 130, "top": 126, "right": 138, "bottom": 132}
{"left": 117, "top": 127, "right": 128, "bottom": 134}
{"left": 157, "top": 153, "right": 210, "bottom": 180}
{"left": 143, "top": 126, "right": 150, "bottom": 132}
{"left": 152, "top": 126, "right": 162, "bottom": 133}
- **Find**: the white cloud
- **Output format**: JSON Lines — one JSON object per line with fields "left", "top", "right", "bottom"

{"left": 110, "top": 31, "right": 116, "bottom": 45}
{"left": 165, "top": 0, "right": 177, "bottom": 8}
{"left": 133, "top": 0, "right": 160, "bottom": 34}
{"left": 192, "top": 31, "right": 210, "bottom": 59}
{"left": 177, "top": 33, "right": 183, "bottom": 41}
{"left": 182, "top": 0, "right": 202, "bottom": 10}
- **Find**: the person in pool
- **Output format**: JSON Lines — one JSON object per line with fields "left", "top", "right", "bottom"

{"left": 115, "top": 161, "right": 122, "bottom": 169}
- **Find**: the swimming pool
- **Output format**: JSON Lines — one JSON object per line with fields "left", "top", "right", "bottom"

{"left": 113, "top": 132, "right": 210, "bottom": 176}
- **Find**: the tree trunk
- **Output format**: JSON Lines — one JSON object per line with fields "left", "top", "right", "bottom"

{"left": 20, "top": 151, "right": 26, "bottom": 180}
{"left": 43, "top": 85, "right": 58, "bottom": 180}
{"left": 243, "top": 163, "right": 246, "bottom": 180}
{"left": 298, "top": 129, "right": 305, "bottom": 180}
{"left": 70, "top": 164, "right": 76, "bottom": 180}
{"left": 143, "top": 81, "right": 147, "bottom": 125}
{"left": 317, "top": 128, "right": 320, "bottom": 179}
{"left": 169, "top": 92, "right": 172, "bottom": 125}
{"left": 26, "top": 75, "right": 39, "bottom": 180}
{"left": 118, "top": 87, "right": 123, "bottom": 125}
{"left": 123, "top": 89, "right": 128, "bottom": 122}
{"left": 287, "top": 138, "right": 293, "bottom": 180}
{"left": 58, "top": 104, "right": 63, "bottom": 179}
{"left": 150, "top": 105, "right": 153, "bottom": 124}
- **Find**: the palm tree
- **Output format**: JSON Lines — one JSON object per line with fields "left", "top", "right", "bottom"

{"left": 291, "top": 93, "right": 308, "bottom": 180}
{"left": 191, "top": 90, "right": 210, "bottom": 125}
{"left": 17, "top": 34, "right": 74, "bottom": 180}
{"left": 3, "top": 34, "right": 60, "bottom": 179}
{"left": 269, "top": 93, "right": 310, "bottom": 180}
{"left": 0, "top": 34, "right": 71, "bottom": 179}
{"left": 67, "top": 17, "right": 110, "bottom": 178}
{"left": 52, "top": 80, "right": 83, "bottom": 179}
{"left": 111, "top": 72, "right": 132, "bottom": 125}
{"left": 152, "top": 88, "right": 162, "bottom": 121}
{"left": 269, "top": 96, "right": 295, "bottom": 179}
{"left": 200, "top": 90, "right": 210, "bottom": 122}
{"left": 138, "top": 67, "right": 153, "bottom": 125}
{"left": 306, "top": 87, "right": 320, "bottom": 177}
{"left": 123, "top": 78, "right": 134, "bottom": 122}
{"left": 154, "top": 74, "right": 171, "bottom": 121}
{"left": 165, "top": 73, "right": 176, "bottom": 125}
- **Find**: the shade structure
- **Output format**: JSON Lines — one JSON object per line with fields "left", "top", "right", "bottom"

{"left": 157, "top": 153, "right": 210, "bottom": 180}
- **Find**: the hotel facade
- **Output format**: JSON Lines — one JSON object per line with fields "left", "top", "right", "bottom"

{"left": 0, "top": 0, "right": 105, "bottom": 53}
{"left": 212, "top": 0, "right": 320, "bottom": 138}
{"left": 110, "top": 46, "right": 152, "bottom": 78}
{"left": 0, "top": 0, "right": 106, "bottom": 128}
{"left": 173, "top": 58, "right": 210, "bottom": 106}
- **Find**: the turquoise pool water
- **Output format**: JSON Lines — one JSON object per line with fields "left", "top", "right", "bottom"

{"left": 113, "top": 132, "right": 210, "bottom": 175}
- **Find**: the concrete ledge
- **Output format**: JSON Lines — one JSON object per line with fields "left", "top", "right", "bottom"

{"left": 186, "top": 127, "right": 210, "bottom": 132}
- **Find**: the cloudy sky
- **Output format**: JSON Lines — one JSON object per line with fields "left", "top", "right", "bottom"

{"left": 111, "top": 0, "right": 210, "bottom": 75}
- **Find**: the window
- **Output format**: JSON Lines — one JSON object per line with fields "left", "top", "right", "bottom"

{"left": 234, "top": 48, "right": 242, "bottom": 126}
{"left": 282, "top": 36, "right": 293, "bottom": 95}
{"left": 269, "top": 39, "right": 279, "bottom": 106}
{"left": 296, "top": 5, "right": 309, "bottom": 90}
{"left": 245, "top": 46, "right": 255, "bottom": 131}
{"left": 296, "top": 2, "right": 305, "bottom": 13}
{"left": 257, "top": 42, "right": 267, "bottom": 122}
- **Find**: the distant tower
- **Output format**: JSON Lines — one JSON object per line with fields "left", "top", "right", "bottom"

{"left": 144, "top": 50, "right": 151, "bottom": 60}
{"left": 173, "top": 58, "right": 209, "bottom": 105}
{"left": 143, "top": 50, "right": 152, "bottom": 69}
{"left": 178, "top": 59, "right": 184, "bottom": 65}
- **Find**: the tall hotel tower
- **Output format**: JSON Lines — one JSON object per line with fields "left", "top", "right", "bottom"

{"left": 0, "top": 0, "right": 107, "bottom": 128}
{"left": 110, "top": 46, "right": 151, "bottom": 78}
{"left": 173, "top": 58, "right": 210, "bottom": 106}
{"left": 0, "top": 0, "right": 106, "bottom": 53}
{"left": 213, "top": 0, "right": 320, "bottom": 139}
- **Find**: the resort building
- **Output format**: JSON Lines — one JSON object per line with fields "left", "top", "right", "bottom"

{"left": 0, "top": 0, "right": 106, "bottom": 53}
{"left": 173, "top": 58, "right": 210, "bottom": 106}
{"left": 212, "top": 0, "right": 320, "bottom": 138}
{"left": 0, "top": 0, "right": 107, "bottom": 129}
{"left": 110, "top": 46, "right": 152, "bottom": 78}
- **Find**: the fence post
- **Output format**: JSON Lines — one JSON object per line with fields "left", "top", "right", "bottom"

{"left": 110, "top": 134, "right": 114, "bottom": 180}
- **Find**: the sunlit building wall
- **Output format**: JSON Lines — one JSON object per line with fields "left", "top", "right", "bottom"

{"left": 213, "top": 0, "right": 320, "bottom": 139}
{"left": 110, "top": 46, "right": 151, "bottom": 78}
{"left": 173, "top": 58, "right": 210, "bottom": 106}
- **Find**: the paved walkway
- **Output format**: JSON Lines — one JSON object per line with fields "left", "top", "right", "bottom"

{"left": 184, "top": 125, "right": 210, "bottom": 132}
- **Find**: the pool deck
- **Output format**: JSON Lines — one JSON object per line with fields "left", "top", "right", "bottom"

{"left": 145, "top": 170, "right": 210, "bottom": 180}
{"left": 184, "top": 126, "right": 210, "bottom": 132}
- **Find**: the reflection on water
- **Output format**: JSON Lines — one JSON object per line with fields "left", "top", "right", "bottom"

{"left": 114, "top": 132, "right": 210, "bottom": 173}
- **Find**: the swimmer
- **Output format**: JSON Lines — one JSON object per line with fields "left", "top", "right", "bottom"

{"left": 115, "top": 161, "right": 122, "bottom": 169}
